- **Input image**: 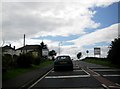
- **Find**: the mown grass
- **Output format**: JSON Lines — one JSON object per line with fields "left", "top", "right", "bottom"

{"left": 3, "top": 60, "right": 53, "bottom": 81}
{"left": 83, "top": 59, "right": 120, "bottom": 68}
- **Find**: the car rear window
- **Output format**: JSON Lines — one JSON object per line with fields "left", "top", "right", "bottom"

{"left": 57, "top": 56, "right": 71, "bottom": 60}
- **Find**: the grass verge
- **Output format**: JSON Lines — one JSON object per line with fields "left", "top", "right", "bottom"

{"left": 3, "top": 60, "right": 53, "bottom": 81}
{"left": 83, "top": 59, "right": 120, "bottom": 68}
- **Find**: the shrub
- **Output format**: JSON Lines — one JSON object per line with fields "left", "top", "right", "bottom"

{"left": 2, "top": 54, "right": 13, "bottom": 69}
{"left": 17, "top": 54, "right": 32, "bottom": 68}
{"left": 32, "top": 57, "right": 41, "bottom": 65}
{"left": 13, "top": 55, "right": 19, "bottom": 67}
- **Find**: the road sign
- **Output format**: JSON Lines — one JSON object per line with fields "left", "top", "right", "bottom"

{"left": 42, "top": 49, "right": 49, "bottom": 56}
{"left": 94, "top": 48, "right": 101, "bottom": 55}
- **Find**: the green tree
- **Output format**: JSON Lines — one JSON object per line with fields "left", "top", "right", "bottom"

{"left": 49, "top": 50, "right": 57, "bottom": 61}
{"left": 107, "top": 38, "right": 120, "bottom": 65}
{"left": 49, "top": 50, "right": 57, "bottom": 56}
{"left": 77, "top": 52, "right": 82, "bottom": 59}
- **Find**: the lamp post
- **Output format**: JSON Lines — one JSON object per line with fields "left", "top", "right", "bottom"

{"left": 58, "top": 42, "right": 62, "bottom": 55}
{"left": 71, "top": 46, "right": 77, "bottom": 58}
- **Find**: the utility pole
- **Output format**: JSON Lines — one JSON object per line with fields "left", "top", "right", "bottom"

{"left": 23, "top": 34, "right": 25, "bottom": 46}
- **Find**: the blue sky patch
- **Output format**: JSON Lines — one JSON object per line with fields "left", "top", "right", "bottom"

{"left": 61, "top": 42, "right": 74, "bottom": 46}
{"left": 83, "top": 42, "right": 110, "bottom": 49}
{"left": 93, "top": 2, "right": 118, "bottom": 29}
{"left": 32, "top": 34, "right": 80, "bottom": 42}
{"left": 83, "top": 2, "right": 118, "bottom": 34}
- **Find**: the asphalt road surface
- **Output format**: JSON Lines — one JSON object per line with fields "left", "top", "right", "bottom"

{"left": 28, "top": 60, "right": 120, "bottom": 89}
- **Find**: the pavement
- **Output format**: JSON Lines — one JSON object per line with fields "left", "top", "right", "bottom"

{"left": 2, "top": 64, "right": 53, "bottom": 89}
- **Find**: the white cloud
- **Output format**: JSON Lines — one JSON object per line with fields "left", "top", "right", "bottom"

{"left": 67, "top": 23, "right": 119, "bottom": 58}
{"left": 72, "top": 23, "right": 119, "bottom": 47}
{"left": 1, "top": 1, "right": 119, "bottom": 58}
{"left": 1, "top": 1, "right": 101, "bottom": 40}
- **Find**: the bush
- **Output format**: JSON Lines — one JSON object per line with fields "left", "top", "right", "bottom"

{"left": 13, "top": 55, "right": 19, "bottom": 67}
{"left": 32, "top": 57, "right": 41, "bottom": 65}
{"left": 17, "top": 54, "right": 32, "bottom": 68}
{"left": 2, "top": 54, "right": 13, "bottom": 69}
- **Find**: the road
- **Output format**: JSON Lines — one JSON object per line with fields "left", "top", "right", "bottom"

{"left": 28, "top": 60, "right": 120, "bottom": 89}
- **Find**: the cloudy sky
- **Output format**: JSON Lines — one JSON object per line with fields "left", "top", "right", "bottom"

{"left": 1, "top": 0, "right": 120, "bottom": 59}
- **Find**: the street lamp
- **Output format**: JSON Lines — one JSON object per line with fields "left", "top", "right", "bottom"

{"left": 58, "top": 42, "right": 62, "bottom": 55}
{"left": 71, "top": 46, "right": 77, "bottom": 58}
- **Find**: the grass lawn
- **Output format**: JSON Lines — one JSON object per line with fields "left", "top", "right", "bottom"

{"left": 3, "top": 60, "right": 53, "bottom": 81}
{"left": 83, "top": 59, "right": 120, "bottom": 68}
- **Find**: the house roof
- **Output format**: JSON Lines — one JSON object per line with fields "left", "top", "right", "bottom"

{"left": 16, "top": 45, "right": 42, "bottom": 50}
{"left": 2, "top": 45, "right": 15, "bottom": 50}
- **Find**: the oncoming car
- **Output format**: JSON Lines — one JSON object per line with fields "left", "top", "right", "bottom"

{"left": 54, "top": 55, "right": 73, "bottom": 71}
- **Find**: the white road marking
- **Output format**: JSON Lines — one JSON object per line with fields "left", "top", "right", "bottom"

{"left": 109, "top": 85, "right": 120, "bottom": 88}
{"left": 51, "top": 69, "right": 83, "bottom": 73}
{"left": 88, "top": 68, "right": 100, "bottom": 76}
{"left": 89, "top": 67, "right": 111, "bottom": 69}
{"left": 115, "top": 83, "right": 120, "bottom": 86}
{"left": 45, "top": 75, "right": 90, "bottom": 79}
{"left": 73, "top": 70, "right": 83, "bottom": 72}
{"left": 93, "top": 69, "right": 120, "bottom": 71}
{"left": 92, "top": 75, "right": 100, "bottom": 76}
{"left": 81, "top": 68, "right": 90, "bottom": 76}
{"left": 27, "top": 68, "right": 53, "bottom": 89}
{"left": 51, "top": 70, "right": 55, "bottom": 72}
{"left": 103, "top": 75, "right": 120, "bottom": 77}
{"left": 101, "top": 84, "right": 109, "bottom": 89}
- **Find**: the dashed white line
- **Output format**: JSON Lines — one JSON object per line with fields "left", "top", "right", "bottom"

{"left": 103, "top": 75, "right": 120, "bottom": 77}
{"left": 45, "top": 75, "right": 90, "bottom": 79}
{"left": 51, "top": 69, "right": 83, "bottom": 73}
{"left": 89, "top": 67, "right": 111, "bottom": 69}
{"left": 93, "top": 69, "right": 120, "bottom": 71}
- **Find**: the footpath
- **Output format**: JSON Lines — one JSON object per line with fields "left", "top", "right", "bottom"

{"left": 2, "top": 64, "right": 53, "bottom": 89}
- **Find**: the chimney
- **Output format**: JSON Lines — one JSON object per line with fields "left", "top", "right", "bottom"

{"left": 9, "top": 44, "right": 11, "bottom": 47}
{"left": 13, "top": 46, "right": 15, "bottom": 50}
